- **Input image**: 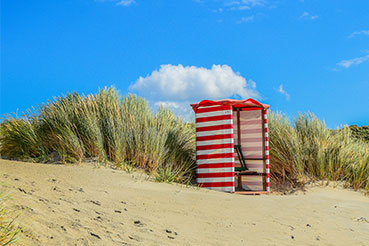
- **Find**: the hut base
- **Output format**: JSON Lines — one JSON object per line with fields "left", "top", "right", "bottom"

{"left": 233, "top": 191, "right": 269, "bottom": 195}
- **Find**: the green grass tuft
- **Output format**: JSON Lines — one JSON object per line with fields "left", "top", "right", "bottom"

{"left": 0, "top": 192, "right": 20, "bottom": 245}
{"left": 0, "top": 87, "right": 196, "bottom": 183}
{"left": 269, "top": 112, "right": 369, "bottom": 192}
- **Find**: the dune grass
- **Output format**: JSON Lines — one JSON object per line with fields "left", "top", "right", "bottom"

{"left": 269, "top": 112, "right": 369, "bottom": 192}
{"left": 0, "top": 87, "right": 196, "bottom": 183}
{"left": 0, "top": 87, "right": 368, "bottom": 191}
{"left": 0, "top": 192, "right": 19, "bottom": 245}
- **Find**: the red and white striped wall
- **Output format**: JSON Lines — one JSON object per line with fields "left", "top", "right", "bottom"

{"left": 195, "top": 104, "right": 235, "bottom": 192}
{"left": 264, "top": 109, "right": 270, "bottom": 192}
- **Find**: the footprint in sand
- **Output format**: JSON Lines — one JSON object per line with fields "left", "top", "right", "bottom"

{"left": 38, "top": 197, "right": 49, "bottom": 203}
{"left": 52, "top": 186, "right": 62, "bottom": 192}
{"left": 18, "top": 187, "right": 33, "bottom": 195}
{"left": 128, "top": 235, "right": 140, "bottom": 242}
{"left": 15, "top": 204, "right": 34, "bottom": 213}
{"left": 356, "top": 217, "right": 369, "bottom": 223}
{"left": 90, "top": 232, "right": 101, "bottom": 239}
{"left": 165, "top": 229, "right": 178, "bottom": 239}
{"left": 89, "top": 200, "right": 101, "bottom": 206}
{"left": 134, "top": 220, "right": 144, "bottom": 227}
{"left": 94, "top": 216, "right": 103, "bottom": 222}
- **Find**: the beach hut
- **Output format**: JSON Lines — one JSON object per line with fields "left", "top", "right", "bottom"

{"left": 191, "top": 99, "right": 270, "bottom": 194}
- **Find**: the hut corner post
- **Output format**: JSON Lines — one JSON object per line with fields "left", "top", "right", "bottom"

{"left": 264, "top": 109, "right": 270, "bottom": 192}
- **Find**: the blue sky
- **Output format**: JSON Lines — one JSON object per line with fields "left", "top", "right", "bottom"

{"left": 1, "top": 0, "right": 369, "bottom": 128}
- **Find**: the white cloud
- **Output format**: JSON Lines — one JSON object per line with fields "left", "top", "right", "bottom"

{"left": 224, "top": 1, "right": 241, "bottom": 6}
{"left": 300, "top": 12, "right": 318, "bottom": 20}
{"left": 130, "top": 64, "right": 259, "bottom": 120}
{"left": 229, "top": 5, "right": 250, "bottom": 11}
{"left": 337, "top": 54, "right": 369, "bottom": 68}
{"left": 241, "top": 0, "right": 265, "bottom": 6}
{"left": 116, "top": 0, "right": 136, "bottom": 6}
{"left": 278, "top": 85, "right": 290, "bottom": 100}
{"left": 349, "top": 30, "right": 369, "bottom": 38}
{"left": 236, "top": 15, "right": 254, "bottom": 23}
{"left": 225, "top": 0, "right": 264, "bottom": 10}
{"left": 154, "top": 101, "right": 180, "bottom": 109}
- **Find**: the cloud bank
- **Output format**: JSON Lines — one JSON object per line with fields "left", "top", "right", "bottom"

{"left": 130, "top": 64, "right": 259, "bottom": 119}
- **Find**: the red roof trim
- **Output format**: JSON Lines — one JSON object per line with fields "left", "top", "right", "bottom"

{"left": 191, "top": 98, "right": 269, "bottom": 113}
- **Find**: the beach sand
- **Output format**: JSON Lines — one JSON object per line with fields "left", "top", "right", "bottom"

{"left": 1, "top": 159, "right": 368, "bottom": 246}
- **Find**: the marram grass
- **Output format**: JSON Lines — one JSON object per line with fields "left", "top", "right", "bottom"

{"left": 0, "top": 87, "right": 196, "bottom": 183}
{"left": 0, "top": 192, "right": 20, "bottom": 245}
{"left": 269, "top": 112, "right": 369, "bottom": 192}
{"left": 0, "top": 87, "right": 368, "bottom": 191}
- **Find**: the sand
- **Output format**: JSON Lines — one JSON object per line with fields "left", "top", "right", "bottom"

{"left": 0, "top": 159, "right": 368, "bottom": 246}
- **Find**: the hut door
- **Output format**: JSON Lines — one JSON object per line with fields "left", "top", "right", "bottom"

{"left": 233, "top": 109, "right": 265, "bottom": 191}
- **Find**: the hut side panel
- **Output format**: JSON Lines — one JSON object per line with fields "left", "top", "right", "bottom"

{"left": 195, "top": 105, "right": 235, "bottom": 192}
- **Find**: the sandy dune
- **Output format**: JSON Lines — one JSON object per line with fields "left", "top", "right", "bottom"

{"left": 1, "top": 159, "right": 368, "bottom": 246}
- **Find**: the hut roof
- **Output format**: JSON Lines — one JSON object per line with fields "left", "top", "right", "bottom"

{"left": 191, "top": 98, "right": 269, "bottom": 112}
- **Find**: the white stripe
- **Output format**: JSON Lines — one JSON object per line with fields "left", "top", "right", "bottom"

{"left": 266, "top": 169, "right": 270, "bottom": 173}
{"left": 197, "top": 148, "right": 233, "bottom": 156}
{"left": 197, "top": 158, "right": 234, "bottom": 164}
{"left": 265, "top": 141, "right": 269, "bottom": 146}
{"left": 266, "top": 178, "right": 270, "bottom": 183}
{"left": 204, "top": 186, "right": 235, "bottom": 192}
{"left": 197, "top": 177, "right": 234, "bottom": 183}
{"left": 196, "top": 110, "right": 232, "bottom": 118}
{"left": 197, "top": 167, "right": 234, "bottom": 174}
{"left": 196, "top": 119, "right": 233, "bottom": 128}
{"left": 264, "top": 123, "right": 268, "bottom": 128}
{"left": 264, "top": 113, "right": 267, "bottom": 119}
{"left": 197, "top": 138, "right": 234, "bottom": 146}
{"left": 265, "top": 150, "right": 269, "bottom": 155}
{"left": 196, "top": 128, "right": 233, "bottom": 137}
{"left": 267, "top": 187, "right": 270, "bottom": 192}
{"left": 198, "top": 105, "right": 221, "bottom": 108}
{"left": 266, "top": 159, "right": 269, "bottom": 164}
{"left": 265, "top": 132, "right": 268, "bottom": 138}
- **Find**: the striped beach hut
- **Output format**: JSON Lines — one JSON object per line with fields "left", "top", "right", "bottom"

{"left": 191, "top": 99, "right": 270, "bottom": 194}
